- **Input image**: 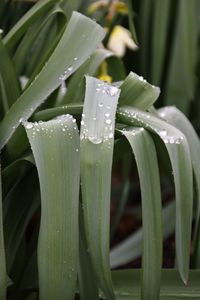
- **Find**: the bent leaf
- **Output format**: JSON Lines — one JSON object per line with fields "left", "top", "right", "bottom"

{"left": 24, "top": 115, "right": 80, "bottom": 300}
{"left": 0, "top": 12, "right": 105, "bottom": 149}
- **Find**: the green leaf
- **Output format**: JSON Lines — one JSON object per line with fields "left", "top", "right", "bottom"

{"left": 110, "top": 269, "right": 200, "bottom": 299}
{"left": 0, "top": 163, "right": 6, "bottom": 300}
{"left": 158, "top": 106, "right": 200, "bottom": 267}
{"left": 119, "top": 72, "right": 160, "bottom": 109}
{"left": 151, "top": 0, "right": 171, "bottom": 85}
{"left": 24, "top": 114, "right": 80, "bottom": 300}
{"left": 139, "top": 0, "right": 152, "bottom": 77}
{"left": 0, "top": 39, "right": 20, "bottom": 115}
{"left": 110, "top": 201, "right": 175, "bottom": 269}
{"left": 3, "top": 167, "right": 39, "bottom": 272}
{"left": 33, "top": 104, "right": 83, "bottom": 122}
{"left": 0, "top": 12, "right": 105, "bottom": 150}
{"left": 164, "top": 0, "right": 198, "bottom": 113}
{"left": 80, "top": 76, "right": 120, "bottom": 299}
{"left": 78, "top": 206, "right": 99, "bottom": 300}
{"left": 120, "top": 127, "right": 162, "bottom": 300}
{"left": 3, "top": 0, "right": 59, "bottom": 52}
{"left": 117, "top": 107, "right": 193, "bottom": 284}
{"left": 13, "top": 5, "right": 66, "bottom": 76}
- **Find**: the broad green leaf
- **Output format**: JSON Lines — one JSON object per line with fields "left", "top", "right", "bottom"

{"left": 80, "top": 76, "right": 120, "bottom": 299}
{"left": 0, "top": 12, "right": 105, "bottom": 150}
{"left": 119, "top": 72, "right": 160, "bottom": 109}
{"left": 151, "top": 0, "right": 171, "bottom": 85}
{"left": 0, "top": 163, "right": 6, "bottom": 300}
{"left": 158, "top": 106, "right": 200, "bottom": 267}
{"left": 3, "top": 0, "right": 59, "bottom": 51}
{"left": 24, "top": 115, "right": 80, "bottom": 300}
{"left": 120, "top": 127, "right": 162, "bottom": 300}
{"left": 110, "top": 269, "right": 200, "bottom": 299}
{"left": 164, "top": 0, "right": 198, "bottom": 113}
{"left": 117, "top": 107, "right": 193, "bottom": 284}
{"left": 110, "top": 201, "right": 175, "bottom": 269}
{"left": 0, "top": 39, "right": 20, "bottom": 115}
{"left": 61, "top": 49, "right": 113, "bottom": 105}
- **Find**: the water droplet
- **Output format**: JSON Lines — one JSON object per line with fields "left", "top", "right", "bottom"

{"left": 26, "top": 123, "right": 33, "bottom": 129}
{"left": 75, "top": 148, "right": 79, "bottom": 152}
{"left": 105, "top": 113, "right": 110, "bottom": 118}
{"left": 105, "top": 119, "right": 112, "bottom": 125}
{"left": 68, "top": 66, "right": 73, "bottom": 72}
{"left": 88, "top": 136, "right": 102, "bottom": 144}
{"left": 98, "top": 102, "right": 103, "bottom": 108}
{"left": 62, "top": 128, "right": 66, "bottom": 132}
{"left": 74, "top": 57, "right": 78, "bottom": 61}
{"left": 81, "top": 120, "right": 85, "bottom": 126}
{"left": 108, "top": 133, "right": 113, "bottom": 138}
{"left": 159, "top": 129, "right": 167, "bottom": 137}
{"left": 108, "top": 86, "right": 119, "bottom": 96}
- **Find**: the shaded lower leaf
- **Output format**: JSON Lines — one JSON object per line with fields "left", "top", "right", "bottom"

{"left": 0, "top": 162, "right": 6, "bottom": 299}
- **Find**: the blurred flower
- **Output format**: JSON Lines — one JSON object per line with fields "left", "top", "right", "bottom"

{"left": 107, "top": 25, "right": 138, "bottom": 57}
{"left": 88, "top": 0, "right": 108, "bottom": 14}
{"left": 98, "top": 61, "right": 112, "bottom": 83}
{"left": 88, "top": 0, "right": 128, "bottom": 19}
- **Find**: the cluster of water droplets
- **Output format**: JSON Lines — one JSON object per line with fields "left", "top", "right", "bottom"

{"left": 95, "top": 82, "right": 120, "bottom": 97}
{"left": 24, "top": 115, "right": 79, "bottom": 151}
{"left": 80, "top": 82, "right": 119, "bottom": 145}
{"left": 118, "top": 109, "right": 184, "bottom": 145}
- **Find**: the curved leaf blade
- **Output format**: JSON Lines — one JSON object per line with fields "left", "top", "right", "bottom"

{"left": 119, "top": 72, "right": 160, "bottom": 109}
{"left": 158, "top": 106, "right": 200, "bottom": 267}
{"left": 0, "top": 12, "right": 105, "bottom": 150}
{"left": 24, "top": 115, "right": 80, "bottom": 300}
{"left": 117, "top": 107, "right": 193, "bottom": 284}
{"left": 3, "top": 0, "right": 59, "bottom": 51}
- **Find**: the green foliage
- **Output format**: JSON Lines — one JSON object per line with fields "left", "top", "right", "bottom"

{"left": 0, "top": 1, "right": 200, "bottom": 300}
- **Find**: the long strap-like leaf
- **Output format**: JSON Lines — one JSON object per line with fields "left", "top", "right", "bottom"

{"left": 158, "top": 106, "right": 200, "bottom": 267}
{"left": 24, "top": 115, "right": 80, "bottom": 300}
{"left": 117, "top": 106, "right": 193, "bottom": 284}
{"left": 120, "top": 127, "right": 162, "bottom": 300}
{"left": 80, "top": 76, "right": 120, "bottom": 299}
